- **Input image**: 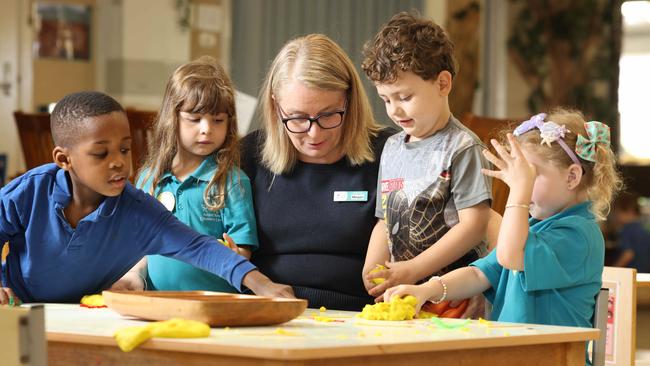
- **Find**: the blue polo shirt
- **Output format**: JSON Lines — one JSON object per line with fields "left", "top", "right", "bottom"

{"left": 0, "top": 163, "right": 256, "bottom": 303}
{"left": 471, "top": 202, "right": 603, "bottom": 328}
{"left": 138, "top": 158, "right": 258, "bottom": 292}
{"left": 617, "top": 221, "right": 650, "bottom": 273}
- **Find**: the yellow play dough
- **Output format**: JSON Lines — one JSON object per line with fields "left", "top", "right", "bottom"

{"left": 369, "top": 264, "right": 386, "bottom": 285}
{"left": 114, "top": 318, "right": 210, "bottom": 352}
{"left": 80, "top": 294, "right": 105, "bottom": 307}
{"left": 357, "top": 295, "right": 436, "bottom": 321}
{"left": 313, "top": 316, "right": 335, "bottom": 322}
{"left": 274, "top": 328, "right": 300, "bottom": 336}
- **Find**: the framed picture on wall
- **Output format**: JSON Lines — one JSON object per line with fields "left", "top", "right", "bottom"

{"left": 33, "top": 3, "right": 91, "bottom": 60}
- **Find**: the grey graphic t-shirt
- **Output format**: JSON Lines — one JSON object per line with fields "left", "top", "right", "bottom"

{"left": 376, "top": 116, "right": 492, "bottom": 277}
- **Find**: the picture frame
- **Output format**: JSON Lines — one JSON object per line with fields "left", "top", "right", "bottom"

{"left": 602, "top": 266, "right": 637, "bottom": 365}
{"left": 32, "top": 3, "right": 91, "bottom": 60}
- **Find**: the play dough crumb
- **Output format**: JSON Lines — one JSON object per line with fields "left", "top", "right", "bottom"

{"left": 274, "top": 328, "right": 300, "bottom": 336}
{"left": 319, "top": 306, "right": 327, "bottom": 312}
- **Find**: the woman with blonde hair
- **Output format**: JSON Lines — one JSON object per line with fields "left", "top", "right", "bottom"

{"left": 241, "top": 34, "right": 395, "bottom": 310}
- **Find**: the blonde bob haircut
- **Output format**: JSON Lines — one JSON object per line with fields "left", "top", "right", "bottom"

{"left": 259, "top": 34, "right": 382, "bottom": 174}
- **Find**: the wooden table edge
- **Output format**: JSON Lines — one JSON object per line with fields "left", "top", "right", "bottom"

{"left": 47, "top": 328, "right": 599, "bottom": 361}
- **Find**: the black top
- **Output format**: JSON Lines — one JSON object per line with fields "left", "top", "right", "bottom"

{"left": 241, "top": 128, "right": 395, "bottom": 310}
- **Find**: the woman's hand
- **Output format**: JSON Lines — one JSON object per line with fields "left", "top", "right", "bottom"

{"left": 0, "top": 287, "right": 21, "bottom": 305}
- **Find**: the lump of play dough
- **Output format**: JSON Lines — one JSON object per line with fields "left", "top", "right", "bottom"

{"left": 80, "top": 294, "right": 106, "bottom": 308}
{"left": 114, "top": 318, "right": 210, "bottom": 352}
{"left": 357, "top": 295, "right": 436, "bottom": 321}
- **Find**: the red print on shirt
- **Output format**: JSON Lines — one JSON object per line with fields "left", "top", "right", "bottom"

{"left": 381, "top": 178, "right": 404, "bottom": 193}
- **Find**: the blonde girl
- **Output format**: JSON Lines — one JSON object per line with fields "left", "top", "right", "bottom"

{"left": 121, "top": 56, "right": 258, "bottom": 292}
{"left": 384, "top": 108, "right": 622, "bottom": 333}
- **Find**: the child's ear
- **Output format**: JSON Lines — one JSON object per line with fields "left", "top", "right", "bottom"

{"left": 566, "top": 163, "right": 583, "bottom": 190}
{"left": 437, "top": 71, "right": 453, "bottom": 96}
{"left": 53, "top": 146, "right": 71, "bottom": 170}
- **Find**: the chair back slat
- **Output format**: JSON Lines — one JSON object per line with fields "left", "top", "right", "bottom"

{"left": 460, "top": 113, "right": 520, "bottom": 215}
{"left": 13, "top": 110, "right": 156, "bottom": 180}
{"left": 13, "top": 112, "right": 54, "bottom": 170}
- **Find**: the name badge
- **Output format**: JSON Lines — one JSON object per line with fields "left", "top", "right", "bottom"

{"left": 333, "top": 191, "right": 368, "bottom": 202}
{"left": 157, "top": 191, "right": 176, "bottom": 211}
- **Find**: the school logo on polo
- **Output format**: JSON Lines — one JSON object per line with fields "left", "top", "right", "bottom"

{"left": 200, "top": 205, "right": 222, "bottom": 222}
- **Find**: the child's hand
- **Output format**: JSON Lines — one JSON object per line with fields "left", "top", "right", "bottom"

{"left": 242, "top": 270, "right": 295, "bottom": 299}
{"left": 481, "top": 134, "right": 536, "bottom": 202}
{"left": 458, "top": 294, "right": 485, "bottom": 319}
{"left": 366, "top": 260, "right": 419, "bottom": 300}
{"left": 383, "top": 284, "right": 433, "bottom": 314}
{"left": 219, "top": 234, "right": 252, "bottom": 259}
{"left": 0, "top": 287, "right": 21, "bottom": 305}
{"left": 109, "top": 271, "right": 146, "bottom": 291}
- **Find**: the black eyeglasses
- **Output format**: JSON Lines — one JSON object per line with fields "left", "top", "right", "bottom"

{"left": 276, "top": 102, "right": 347, "bottom": 133}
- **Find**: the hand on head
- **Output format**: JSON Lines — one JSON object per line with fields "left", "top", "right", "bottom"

{"left": 481, "top": 134, "right": 536, "bottom": 198}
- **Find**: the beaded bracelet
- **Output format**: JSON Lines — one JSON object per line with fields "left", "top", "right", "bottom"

{"left": 428, "top": 276, "right": 447, "bottom": 304}
{"left": 505, "top": 203, "right": 530, "bottom": 209}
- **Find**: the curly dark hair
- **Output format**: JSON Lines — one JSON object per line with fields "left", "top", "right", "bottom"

{"left": 362, "top": 11, "right": 457, "bottom": 83}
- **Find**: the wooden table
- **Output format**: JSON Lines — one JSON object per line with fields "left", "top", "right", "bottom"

{"left": 46, "top": 304, "right": 598, "bottom": 366}
{"left": 638, "top": 273, "right": 650, "bottom": 288}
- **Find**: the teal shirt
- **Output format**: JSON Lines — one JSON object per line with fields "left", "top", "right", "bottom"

{"left": 137, "top": 158, "right": 258, "bottom": 292}
{"left": 472, "top": 202, "right": 604, "bottom": 328}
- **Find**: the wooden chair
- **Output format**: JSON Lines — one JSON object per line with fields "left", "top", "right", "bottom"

{"left": 125, "top": 109, "right": 157, "bottom": 176}
{"left": 461, "top": 113, "right": 521, "bottom": 215}
{"left": 13, "top": 111, "right": 54, "bottom": 170}
{"left": 13, "top": 109, "right": 156, "bottom": 180}
{"left": 592, "top": 287, "right": 609, "bottom": 366}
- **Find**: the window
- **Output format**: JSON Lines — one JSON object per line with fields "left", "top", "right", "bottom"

{"left": 619, "top": 1, "right": 650, "bottom": 164}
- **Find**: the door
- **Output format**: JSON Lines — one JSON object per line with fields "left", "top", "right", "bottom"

{"left": 0, "top": 0, "right": 24, "bottom": 180}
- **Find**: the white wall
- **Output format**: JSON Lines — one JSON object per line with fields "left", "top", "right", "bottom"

{"left": 100, "top": 0, "right": 190, "bottom": 109}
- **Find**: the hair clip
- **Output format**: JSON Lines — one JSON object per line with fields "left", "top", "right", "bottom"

{"left": 575, "top": 121, "right": 611, "bottom": 162}
{"left": 513, "top": 113, "right": 581, "bottom": 166}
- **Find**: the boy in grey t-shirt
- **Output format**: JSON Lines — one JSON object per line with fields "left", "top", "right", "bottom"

{"left": 361, "top": 12, "right": 492, "bottom": 310}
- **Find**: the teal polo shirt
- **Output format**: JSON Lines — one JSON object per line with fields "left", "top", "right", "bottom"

{"left": 138, "top": 158, "right": 258, "bottom": 292}
{"left": 471, "top": 202, "right": 604, "bottom": 329}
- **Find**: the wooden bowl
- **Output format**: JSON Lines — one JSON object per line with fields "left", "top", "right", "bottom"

{"left": 103, "top": 291, "right": 307, "bottom": 327}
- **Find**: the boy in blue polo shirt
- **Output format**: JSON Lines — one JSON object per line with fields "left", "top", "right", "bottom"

{"left": 0, "top": 91, "right": 294, "bottom": 304}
